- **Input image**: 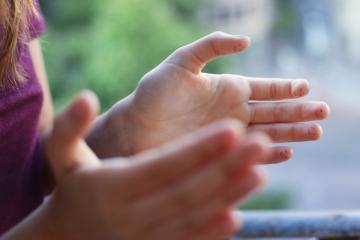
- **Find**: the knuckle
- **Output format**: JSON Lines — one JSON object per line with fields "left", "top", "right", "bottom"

{"left": 269, "top": 80, "right": 278, "bottom": 99}
{"left": 298, "top": 103, "right": 306, "bottom": 120}
{"left": 288, "top": 81, "right": 294, "bottom": 97}
{"left": 209, "top": 31, "right": 227, "bottom": 39}
{"left": 173, "top": 46, "right": 188, "bottom": 57}
{"left": 290, "top": 126, "right": 297, "bottom": 140}
{"left": 273, "top": 104, "right": 283, "bottom": 122}
{"left": 250, "top": 107, "right": 258, "bottom": 123}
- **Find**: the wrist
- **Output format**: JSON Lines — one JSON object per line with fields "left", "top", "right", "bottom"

{"left": 86, "top": 95, "right": 135, "bottom": 158}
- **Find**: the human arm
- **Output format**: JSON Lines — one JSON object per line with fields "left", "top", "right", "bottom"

{"left": 29, "top": 39, "right": 54, "bottom": 133}
{"left": 87, "top": 32, "right": 330, "bottom": 161}
{"left": 1, "top": 92, "right": 270, "bottom": 240}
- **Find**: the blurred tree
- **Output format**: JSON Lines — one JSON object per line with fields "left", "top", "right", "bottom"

{"left": 241, "top": 191, "right": 291, "bottom": 210}
{"left": 39, "top": 0, "right": 221, "bottom": 110}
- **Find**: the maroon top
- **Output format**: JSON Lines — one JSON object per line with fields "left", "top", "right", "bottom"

{"left": 0, "top": 1, "right": 46, "bottom": 235}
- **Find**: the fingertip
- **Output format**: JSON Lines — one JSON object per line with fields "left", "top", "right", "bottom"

{"left": 308, "top": 124, "right": 323, "bottom": 140}
{"left": 244, "top": 36, "right": 252, "bottom": 48}
{"left": 230, "top": 211, "right": 242, "bottom": 231}
{"left": 270, "top": 147, "right": 293, "bottom": 164}
{"left": 53, "top": 90, "right": 100, "bottom": 145}
{"left": 233, "top": 35, "right": 251, "bottom": 52}
{"left": 316, "top": 102, "right": 331, "bottom": 119}
{"left": 235, "top": 34, "right": 251, "bottom": 45}
{"left": 283, "top": 147, "right": 294, "bottom": 160}
{"left": 71, "top": 90, "right": 100, "bottom": 123}
{"left": 292, "top": 79, "right": 310, "bottom": 97}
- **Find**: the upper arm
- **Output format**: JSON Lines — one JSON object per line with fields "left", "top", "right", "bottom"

{"left": 29, "top": 39, "right": 54, "bottom": 132}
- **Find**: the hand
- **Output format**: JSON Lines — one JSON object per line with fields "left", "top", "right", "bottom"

{"left": 4, "top": 92, "right": 272, "bottom": 240}
{"left": 88, "top": 32, "right": 330, "bottom": 162}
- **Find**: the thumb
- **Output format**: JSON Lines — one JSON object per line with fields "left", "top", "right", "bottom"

{"left": 165, "top": 32, "right": 251, "bottom": 74}
{"left": 46, "top": 90, "right": 101, "bottom": 179}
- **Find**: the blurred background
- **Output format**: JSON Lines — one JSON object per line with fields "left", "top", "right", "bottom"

{"left": 38, "top": 0, "right": 360, "bottom": 210}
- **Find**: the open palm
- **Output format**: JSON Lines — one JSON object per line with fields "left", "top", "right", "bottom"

{"left": 94, "top": 32, "right": 329, "bottom": 162}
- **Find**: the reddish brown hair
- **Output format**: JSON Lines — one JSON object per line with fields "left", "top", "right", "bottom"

{"left": 0, "top": 0, "right": 35, "bottom": 88}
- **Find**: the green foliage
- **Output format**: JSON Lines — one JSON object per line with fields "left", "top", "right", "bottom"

{"left": 85, "top": 0, "right": 205, "bottom": 110}
{"left": 39, "top": 0, "right": 96, "bottom": 29}
{"left": 240, "top": 190, "right": 291, "bottom": 210}
{"left": 40, "top": 0, "right": 221, "bottom": 111}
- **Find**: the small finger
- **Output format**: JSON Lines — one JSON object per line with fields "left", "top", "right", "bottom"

{"left": 265, "top": 146, "right": 293, "bottom": 164}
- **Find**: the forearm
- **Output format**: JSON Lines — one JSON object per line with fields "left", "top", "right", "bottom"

{"left": 1, "top": 201, "right": 61, "bottom": 240}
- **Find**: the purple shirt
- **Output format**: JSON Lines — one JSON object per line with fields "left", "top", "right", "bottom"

{"left": 0, "top": 1, "right": 46, "bottom": 235}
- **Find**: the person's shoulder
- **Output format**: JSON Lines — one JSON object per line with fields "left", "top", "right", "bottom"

{"left": 29, "top": 0, "right": 46, "bottom": 40}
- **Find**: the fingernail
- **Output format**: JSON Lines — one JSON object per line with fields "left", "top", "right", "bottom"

{"left": 69, "top": 99, "right": 87, "bottom": 123}
{"left": 292, "top": 79, "right": 309, "bottom": 97}
{"left": 316, "top": 103, "right": 330, "bottom": 119}
{"left": 280, "top": 149, "right": 292, "bottom": 160}
{"left": 307, "top": 125, "right": 322, "bottom": 139}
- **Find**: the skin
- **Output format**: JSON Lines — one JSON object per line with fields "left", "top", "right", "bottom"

{"left": 86, "top": 32, "right": 330, "bottom": 162}
{"left": 2, "top": 92, "right": 270, "bottom": 240}
{"left": 29, "top": 40, "right": 53, "bottom": 132}
{"left": 1, "top": 32, "right": 329, "bottom": 239}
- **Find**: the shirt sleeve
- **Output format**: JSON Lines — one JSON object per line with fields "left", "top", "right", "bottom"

{"left": 29, "top": 0, "right": 46, "bottom": 40}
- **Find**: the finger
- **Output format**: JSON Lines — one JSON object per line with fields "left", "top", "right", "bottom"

{"left": 149, "top": 168, "right": 264, "bottom": 240}
{"left": 248, "top": 77, "right": 310, "bottom": 100}
{"left": 190, "top": 211, "right": 240, "bottom": 240}
{"left": 266, "top": 146, "right": 293, "bottom": 164}
{"left": 113, "top": 119, "right": 245, "bottom": 200}
{"left": 249, "top": 101, "right": 330, "bottom": 124}
{"left": 132, "top": 133, "right": 269, "bottom": 231}
{"left": 47, "top": 90, "right": 100, "bottom": 178}
{"left": 165, "top": 32, "right": 250, "bottom": 74}
{"left": 248, "top": 123, "right": 323, "bottom": 143}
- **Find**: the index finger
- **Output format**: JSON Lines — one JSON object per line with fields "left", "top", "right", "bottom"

{"left": 248, "top": 77, "right": 310, "bottom": 100}
{"left": 107, "top": 119, "right": 245, "bottom": 200}
{"left": 165, "top": 32, "right": 251, "bottom": 74}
